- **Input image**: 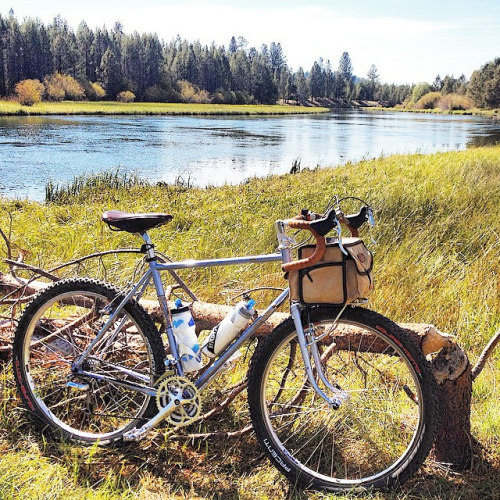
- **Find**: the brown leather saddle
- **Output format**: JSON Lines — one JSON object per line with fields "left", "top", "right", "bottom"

{"left": 102, "top": 210, "right": 173, "bottom": 233}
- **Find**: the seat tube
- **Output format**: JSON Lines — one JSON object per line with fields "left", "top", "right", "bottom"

{"left": 141, "top": 232, "right": 184, "bottom": 377}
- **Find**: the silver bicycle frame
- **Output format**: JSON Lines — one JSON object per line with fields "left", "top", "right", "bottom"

{"left": 74, "top": 221, "right": 345, "bottom": 407}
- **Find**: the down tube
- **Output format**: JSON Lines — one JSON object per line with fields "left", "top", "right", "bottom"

{"left": 195, "top": 288, "right": 290, "bottom": 391}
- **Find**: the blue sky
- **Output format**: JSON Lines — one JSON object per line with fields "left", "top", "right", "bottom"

{"left": 4, "top": 0, "right": 499, "bottom": 84}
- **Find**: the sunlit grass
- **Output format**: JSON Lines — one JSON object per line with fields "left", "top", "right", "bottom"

{"left": 0, "top": 145, "right": 499, "bottom": 498}
{"left": 365, "top": 105, "right": 499, "bottom": 119}
{"left": 0, "top": 100, "right": 329, "bottom": 116}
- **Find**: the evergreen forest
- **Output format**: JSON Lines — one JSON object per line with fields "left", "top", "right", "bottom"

{"left": 0, "top": 11, "right": 498, "bottom": 108}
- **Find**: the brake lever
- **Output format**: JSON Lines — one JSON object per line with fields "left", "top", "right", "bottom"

{"left": 336, "top": 223, "right": 348, "bottom": 255}
{"left": 367, "top": 207, "right": 375, "bottom": 227}
{"left": 367, "top": 207, "right": 377, "bottom": 245}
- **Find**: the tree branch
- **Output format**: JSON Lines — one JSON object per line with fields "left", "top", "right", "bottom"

{"left": 471, "top": 326, "right": 500, "bottom": 380}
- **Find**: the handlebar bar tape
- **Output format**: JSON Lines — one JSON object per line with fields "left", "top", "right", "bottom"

{"left": 282, "top": 224, "right": 326, "bottom": 272}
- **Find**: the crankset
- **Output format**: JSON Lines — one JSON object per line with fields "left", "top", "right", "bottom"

{"left": 156, "top": 376, "right": 201, "bottom": 426}
{"left": 123, "top": 375, "right": 201, "bottom": 441}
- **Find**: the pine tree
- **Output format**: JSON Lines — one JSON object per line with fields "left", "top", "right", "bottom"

{"left": 308, "top": 60, "right": 325, "bottom": 99}
{"left": 338, "top": 51, "right": 353, "bottom": 100}
{"left": 76, "top": 21, "right": 94, "bottom": 80}
{"left": 367, "top": 64, "right": 379, "bottom": 100}
{"left": 251, "top": 54, "right": 277, "bottom": 104}
{"left": 294, "top": 67, "right": 308, "bottom": 103}
{"left": 228, "top": 36, "right": 237, "bottom": 54}
{"left": 0, "top": 14, "right": 6, "bottom": 95}
{"left": 98, "top": 47, "right": 121, "bottom": 98}
{"left": 433, "top": 74, "right": 443, "bottom": 91}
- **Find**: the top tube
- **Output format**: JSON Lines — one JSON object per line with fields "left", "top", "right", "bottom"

{"left": 153, "top": 253, "right": 283, "bottom": 271}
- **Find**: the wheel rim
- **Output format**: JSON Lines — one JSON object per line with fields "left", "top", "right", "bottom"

{"left": 21, "top": 290, "right": 155, "bottom": 440}
{"left": 260, "top": 319, "right": 425, "bottom": 486}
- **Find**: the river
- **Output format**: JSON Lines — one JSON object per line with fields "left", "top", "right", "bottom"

{"left": 0, "top": 110, "right": 498, "bottom": 201}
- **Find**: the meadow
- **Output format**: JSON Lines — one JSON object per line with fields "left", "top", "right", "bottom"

{"left": 0, "top": 100, "right": 329, "bottom": 116}
{"left": 0, "top": 145, "right": 499, "bottom": 499}
{"left": 365, "top": 105, "right": 499, "bottom": 119}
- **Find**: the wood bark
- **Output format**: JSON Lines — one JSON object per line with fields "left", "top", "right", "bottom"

{"left": 432, "top": 344, "right": 472, "bottom": 469}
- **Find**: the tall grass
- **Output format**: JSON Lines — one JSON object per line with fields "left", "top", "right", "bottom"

{"left": 0, "top": 100, "right": 329, "bottom": 116}
{"left": 0, "top": 146, "right": 499, "bottom": 498}
{"left": 46, "top": 169, "right": 147, "bottom": 204}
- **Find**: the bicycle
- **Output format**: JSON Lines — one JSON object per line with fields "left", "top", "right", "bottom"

{"left": 12, "top": 198, "right": 436, "bottom": 493}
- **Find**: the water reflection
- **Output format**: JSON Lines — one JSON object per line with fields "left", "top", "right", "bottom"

{"left": 0, "top": 110, "right": 498, "bottom": 201}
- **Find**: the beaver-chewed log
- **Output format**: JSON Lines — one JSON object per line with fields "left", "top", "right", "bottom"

{"left": 399, "top": 323, "right": 472, "bottom": 470}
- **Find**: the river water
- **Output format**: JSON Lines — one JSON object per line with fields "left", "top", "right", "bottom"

{"left": 0, "top": 110, "right": 498, "bottom": 201}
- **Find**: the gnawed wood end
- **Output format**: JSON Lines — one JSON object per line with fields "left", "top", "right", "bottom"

{"left": 400, "top": 323, "right": 453, "bottom": 356}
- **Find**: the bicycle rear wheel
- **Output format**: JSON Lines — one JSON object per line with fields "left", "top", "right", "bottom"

{"left": 248, "top": 306, "right": 436, "bottom": 492}
{"left": 13, "top": 278, "right": 165, "bottom": 444}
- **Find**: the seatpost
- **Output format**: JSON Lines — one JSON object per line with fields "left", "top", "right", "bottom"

{"left": 140, "top": 232, "right": 157, "bottom": 261}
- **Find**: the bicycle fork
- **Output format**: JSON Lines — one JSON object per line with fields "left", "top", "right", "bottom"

{"left": 290, "top": 303, "right": 349, "bottom": 409}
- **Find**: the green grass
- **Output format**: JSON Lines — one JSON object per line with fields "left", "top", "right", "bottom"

{"left": 0, "top": 100, "right": 329, "bottom": 116}
{"left": 366, "top": 105, "right": 500, "bottom": 119}
{"left": 0, "top": 146, "right": 499, "bottom": 498}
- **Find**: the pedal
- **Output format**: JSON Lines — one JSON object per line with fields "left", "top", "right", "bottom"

{"left": 123, "top": 426, "right": 149, "bottom": 441}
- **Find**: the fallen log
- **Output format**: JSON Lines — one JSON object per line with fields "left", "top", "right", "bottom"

{"left": 0, "top": 272, "right": 288, "bottom": 336}
{"left": 0, "top": 272, "right": 480, "bottom": 467}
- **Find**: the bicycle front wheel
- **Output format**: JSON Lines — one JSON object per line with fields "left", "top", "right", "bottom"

{"left": 248, "top": 306, "right": 436, "bottom": 492}
{"left": 13, "top": 278, "right": 165, "bottom": 444}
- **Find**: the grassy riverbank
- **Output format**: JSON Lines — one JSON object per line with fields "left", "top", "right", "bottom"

{"left": 0, "top": 100, "right": 329, "bottom": 116}
{"left": 0, "top": 146, "right": 499, "bottom": 498}
{"left": 365, "top": 105, "right": 499, "bottom": 119}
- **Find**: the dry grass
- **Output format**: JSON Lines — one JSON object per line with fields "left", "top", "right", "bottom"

{"left": 0, "top": 100, "right": 329, "bottom": 116}
{"left": 0, "top": 146, "right": 499, "bottom": 498}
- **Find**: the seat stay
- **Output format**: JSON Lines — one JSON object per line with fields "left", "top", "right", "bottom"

{"left": 72, "top": 270, "right": 153, "bottom": 370}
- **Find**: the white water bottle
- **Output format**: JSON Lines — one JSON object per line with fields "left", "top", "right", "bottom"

{"left": 171, "top": 299, "right": 203, "bottom": 372}
{"left": 202, "top": 299, "right": 255, "bottom": 358}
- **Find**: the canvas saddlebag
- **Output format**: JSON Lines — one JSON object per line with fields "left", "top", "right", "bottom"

{"left": 289, "top": 237, "right": 374, "bottom": 306}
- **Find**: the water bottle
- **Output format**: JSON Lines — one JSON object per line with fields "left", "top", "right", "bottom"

{"left": 171, "top": 299, "right": 203, "bottom": 372}
{"left": 202, "top": 299, "right": 255, "bottom": 358}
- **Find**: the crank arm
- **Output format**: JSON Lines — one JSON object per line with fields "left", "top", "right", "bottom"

{"left": 123, "top": 391, "right": 195, "bottom": 441}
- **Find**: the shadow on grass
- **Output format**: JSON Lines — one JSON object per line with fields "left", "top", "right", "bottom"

{"left": 1, "top": 363, "right": 499, "bottom": 499}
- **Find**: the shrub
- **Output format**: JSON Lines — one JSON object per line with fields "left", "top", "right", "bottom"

{"left": 144, "top": 85, "right": 167, "bottom": 102}
{"left": 15, "top": 79, "right": 45, "bottom": 106}
{"left": 43, "top": 76, "right": 65, "bottom": 101}
{"left": 178, "top": 80, "right": 210, "bottom": 104}
{"left": 43, "top": 73, "right": 85, "bottom": 101}
{"left": 411, "top": 82, "right": 432, "bottom": 103}
{"left": 210, "top": 90, "right": 254, "bottom": 105}
{"left": 117, "top": 90, "right": 136, "bottom": 102}
{"left": 438, "top": 93, "right": 473, "bottom": 111}
{"left": 87, "top": 82, "right": 106, "bottom": 101}
{"left": 415, "top": 92, "right": 442, "bottom": 109}
{"left": 63, "top": 76, "right": 85, "bottom": 100}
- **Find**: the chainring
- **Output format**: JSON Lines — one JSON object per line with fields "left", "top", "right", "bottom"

{"left": 155, "top": 376, "right": 201, "bottom": 426}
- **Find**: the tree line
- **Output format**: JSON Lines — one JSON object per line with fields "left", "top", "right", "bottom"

{"left": 0, "top": 10, "right": 498, "bottom": 108}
